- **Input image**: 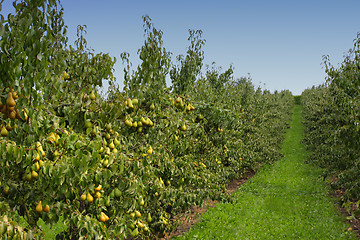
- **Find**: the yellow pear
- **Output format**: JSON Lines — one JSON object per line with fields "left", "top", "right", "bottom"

{"left": 87, "top": 193, "right": 94, "bottom": 203}
{"left": 34, "top": 152, "right": 40, "bottom": 161}
{"left": 109, "top": 141, "right": 115, "bottom": 149}
{"left": 95, "top": 184, "right": 102, "bottom": 192}
{"left": 12, "top": 91, "right": 18, "bottom": 100}
{"left": 127, "top": 99, "right": 134, "bottom": 108}
{"left": 90, "top": 91, "right": 96, "bottom": 101}
{"left": 99, "top": 213, "right": 107, "bottom": 222}
{"left": 35, "top": 161, "right": 40, "bottom": 171}
{"left": 94, "top": 192, "right": 101, "bottom": 198}
{"left": 147, "top": 146, "right": 153, "bottom": 155}
{"left": 36, "top": 201, "right": 43, "bottom": 213}
{"left": 6, "top": 92, "right": 16, "bottom": 107}
{"left": 43, "top": 204, "right": 50, "bottom": 213}
{"left": 125, "top": 119, "right": 133, "bottom": 127}
{"left": 80, "top": 193, "right": 87, "bottom": 201}
{"left": 99, "top": 212, "right": 109, "bottom": 222}
{"left": 181, "top": 124, "right": 187, "bottom": 131}
{"left": 31, "top": 171, "right": 38, "bottom": 179}
{"left": 1, "top": 126, "right": 8, "bottom": 137}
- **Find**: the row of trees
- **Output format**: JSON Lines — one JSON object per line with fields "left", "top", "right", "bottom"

{"left": 0, "top": 1, "right": 294, "bottom": 239}
{"left": 302, "top": 33, "right": 360, "bottom": 203}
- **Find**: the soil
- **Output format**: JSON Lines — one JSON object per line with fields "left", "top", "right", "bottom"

{"left": 160, "top": 170, "right": 255, "bottom": 240}
{"left": 328, "top": 176, "right": 360, "bottom": 239}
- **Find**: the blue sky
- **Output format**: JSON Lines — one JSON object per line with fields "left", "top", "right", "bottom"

{"left": 2, "top": 0, "right": 360, "bottom": 95}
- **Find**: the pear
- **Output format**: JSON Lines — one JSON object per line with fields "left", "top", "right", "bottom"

{"left": 31, "top": 171, "right": 38, "bottom": 179}
{"left": 147, "top": 213, "right": 152, "bottom": 223}
{"left": 35, "top": 161, "right": 40, "bottom": 171}
{"left": 114, "top": 188, "right": 121, "bottom": 198}
{"left": 12, "top": 91, "right": 18, "bottom": 100}
{"left": 1, "top": 126, "right": 8, "bottom": 137}
{"left": 90, "top": 91, "right": 96, "bottom": 101}
{"left": 34, "top": 152, "right": 40, "bottom": 161}
{"left": 147, "top": 146, "right": 153, "bottom": 155}
{"left": 3, "top": 186, "right": 9, "bottom": 195}
{"left": 5, "top": 122, "right": 12, "bottom": 131}
{"left": 43, "top": 204, "right": 50, "bottom": 213}
{"left": 15, "top": 109, "right": 21, "bottom": 119}
{"left": 137, "top": 121, "right": 143, "bottom": 127}
{"left": 95, "top": 184, "right": 102, "bottom": 192}
{"left": 99, "top": 147, "right": 104, "bottom": 154}
{"left": 124, "top": 119, "right": 132, "bottom": 127}
{"left": 132, "top": 98, "right": 138, "bottom": 105}
{"left": 130, "top": 228, "right": 139, "bottom": 237}
{"left": 139, "top": 198, "right": 145, "bottom": 206}
{"left": 105, "top": 147, "right": 111, "bottom": 155}
{"left": 85, "top": 120, "right": 92, "bottom": 129}
{"left": 135, "top": 210, "right": 141, "bottom": 218}
{"left": 9, "top": 110, "right": 16, "bottom": 119}
{"left": 137, "top": 222, "right": 144, "bottom": 228}
{"left": 148, "top": 119, "right": 154, "bottom": 126}
{"left": 105, "top": 133, "right": 111, "bottom": 140}
{"left": 150, "top": 103, "right": 155, "bottom": 110}
{"left": 127, "top": 99, "right": 134, "bottom": 108}
{"left": 137, "top": 127, "right": 142, "bottom": 133}
{"left": 36, "top": 201, "right": 43, "bottom": 213}
{"left": 94, "top": 192, "right": 101, "bottom": 198}
{"left": 25, "top": 172, "right": 32, "bottom": 181}
{"left": 80, "top": 193, "right": 87, "bottom": 201}
{"left": 181, "top": 124, "right": 187, "bottom": 131}
{"left": 6, "top": 92, "right": 16, "bottom": 107}
{"left": 86, "top": 193, "right": 94, "bottom": 203}
{"left": 141, "top": 117, "right": 147, "bottom": 125}
{"left": 23, "top": 109, "right": 28, "bottom": 121}
{"left": 99, "top": 212, "right": 108, "bottom": 222}
{"left": 114, "top": 138, "right": 120, "bottom": 146}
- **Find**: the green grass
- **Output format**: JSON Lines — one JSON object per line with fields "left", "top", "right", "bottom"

{"left": 173, "top": 105, "right": 356, "bottom": 240}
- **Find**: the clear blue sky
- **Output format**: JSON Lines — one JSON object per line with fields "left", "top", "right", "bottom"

{"left": 2, "top": 0, "right": 360, "bottom": 95}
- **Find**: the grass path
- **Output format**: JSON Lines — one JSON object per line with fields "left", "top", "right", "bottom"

{"left": 173, "top": 105, "right": 356, "bottom": 240}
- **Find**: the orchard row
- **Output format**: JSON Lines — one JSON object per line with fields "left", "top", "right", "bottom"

{"left": 0, "top": 1, "right": 294, "bottom": 239}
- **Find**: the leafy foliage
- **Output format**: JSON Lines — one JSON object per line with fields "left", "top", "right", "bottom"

{"left": 0, "top": 1, "right": 294, "bottom": 239}
{"left": 302, "top": 33, "right": 360, "bottom": 202}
